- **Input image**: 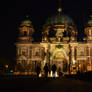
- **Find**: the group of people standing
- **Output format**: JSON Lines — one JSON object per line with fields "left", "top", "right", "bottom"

{"left": 36, "top": 63, "right": 63, "bottom": 78}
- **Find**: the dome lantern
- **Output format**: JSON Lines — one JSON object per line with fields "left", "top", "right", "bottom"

{"left": 57, "top": 0, "right": 62, "bottom": 13}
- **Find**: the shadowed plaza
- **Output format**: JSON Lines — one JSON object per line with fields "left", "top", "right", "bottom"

{"left": 0, "top": 76, "right": 92, "bottom": 92}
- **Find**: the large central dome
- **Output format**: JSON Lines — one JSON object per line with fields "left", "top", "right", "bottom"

{"left": 43, "top": 13, "right": 75, "bottom": 29}
{"left": 42, "top": 12, "right": 77, "bottom": 42}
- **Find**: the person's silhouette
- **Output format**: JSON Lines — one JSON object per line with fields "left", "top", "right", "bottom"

{"left": 44, "top": 63, "right": 49, "bottom": 77}
{"left": 36, "top": 66, "right": 41, "bottom": 77}
{"left": 52, "top": 64, "right": 57, "bottom": 77}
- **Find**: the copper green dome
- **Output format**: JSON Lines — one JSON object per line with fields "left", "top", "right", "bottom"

{"left": 43, "top": 13, "right": 75, "bottom": 29}
{"left": 21, "top": 19, "right": 32, "bottom": 25}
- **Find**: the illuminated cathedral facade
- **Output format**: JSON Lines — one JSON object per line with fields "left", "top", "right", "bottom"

{"left": 15, "top": 7, "right": 92, "bottom": 75}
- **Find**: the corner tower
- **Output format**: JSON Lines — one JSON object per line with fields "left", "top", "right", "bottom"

{"left": 85, "top": 15, "right": 92, "bottom": 42}
{"left": 15, "top": 17, "right": 35, "bottom": 72}
{"left": 18, "top": 17, "right": 34, "bottom": 42}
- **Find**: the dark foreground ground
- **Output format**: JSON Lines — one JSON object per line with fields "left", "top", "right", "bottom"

{"left": 0, "top": 76, "right": 92, "bottom": 92}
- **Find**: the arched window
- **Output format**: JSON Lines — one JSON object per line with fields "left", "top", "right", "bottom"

{"left": 22, "top": 51, "right": 26, "bottom": 56}
{"left": 49, "top": 28, "right": 56, "bottom": 37}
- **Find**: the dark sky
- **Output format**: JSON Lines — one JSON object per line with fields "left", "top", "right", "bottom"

{"left": 0, "top": 0, "right": 92, "bottom": 59}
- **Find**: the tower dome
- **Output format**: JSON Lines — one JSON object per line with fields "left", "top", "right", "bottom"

{"left": 85, "top": 15, "right": 92, "bottom": 42}
{"left": 86, "top": 15, "right": 92, "bottom": 26}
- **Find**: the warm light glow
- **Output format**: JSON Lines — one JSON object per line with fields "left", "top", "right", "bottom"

{"left": 5, "top": 65, "right": 8, "bottom": 69}
{"left": 55, "top": 72, "right": 59, "bottom": 77}
{"left": 58, "top": 8, "right": 62, "bottom": 13}
{"left": 50, "top": 71, "right": 59, "bottom": 77}
{"left": 14, "top": 72, "right": 20, "bottom": 75}
{"left": 50, "top": 71, "right": 53, "bottom": 77}
{"left": 44, "top": 60, "right": 46, "bottom": 65}
{"left": 72, "top": 59, "right": 76, "bottom": 64}
{"left": 24, "top": 72, "right": 28, "bottom": 75}
{"left": 39, "top": 73, "right": 42, "bottom": 77}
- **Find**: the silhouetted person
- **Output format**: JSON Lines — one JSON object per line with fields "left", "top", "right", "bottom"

{"left": 44, "top": 63, "right": 49, "bottom": 77}
{"left": 52, "top": 64, "right": 57, "bottom": 77}
{"left": 36, "top": 66, "right": 41, "bottom": 77}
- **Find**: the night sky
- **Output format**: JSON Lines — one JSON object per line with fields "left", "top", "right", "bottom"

{"left": 0, "top": 0, "right": 92, "bottom": 60}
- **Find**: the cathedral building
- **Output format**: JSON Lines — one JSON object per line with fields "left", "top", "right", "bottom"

{"left": 15, "top": 6, "right": 92, "bottom": 75}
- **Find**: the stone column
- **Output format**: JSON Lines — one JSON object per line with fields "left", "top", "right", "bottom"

{"left": 69, "top": 44, "right": 72, "bottom": 74}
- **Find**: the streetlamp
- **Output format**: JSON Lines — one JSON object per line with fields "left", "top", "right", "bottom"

{"left": 5, "top": 64, "right": 9, "bottom": 73}
{"left": 5, "top": 65, "right": 8, "bottom": 69}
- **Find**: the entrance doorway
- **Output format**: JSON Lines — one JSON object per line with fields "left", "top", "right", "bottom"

{"left": 52, "top": 51, "right": 68, "bottom": 74}
{"left": 52, "top": 59, "right": 68, "bottom": 73}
